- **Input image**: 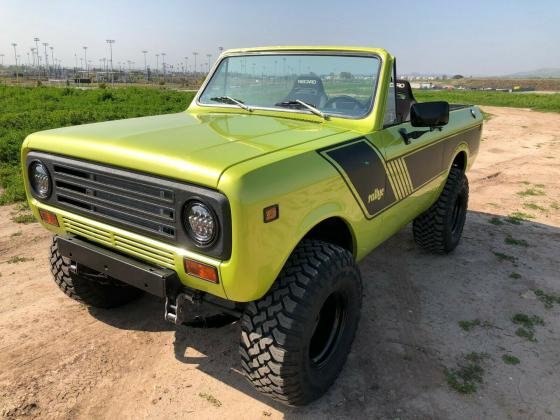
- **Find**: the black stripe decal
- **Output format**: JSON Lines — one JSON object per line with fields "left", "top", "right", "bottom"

{"left": 405, "top": 141, "right": 445, "bottom": 189}
{"left": 320, "top": 139, "right": 396, "bottom": 218}
{"left": 319, "top": 124, "right": 481, "bottom": 218}
{"left": 405, "top": 125, "right": 481, "bottom": 189}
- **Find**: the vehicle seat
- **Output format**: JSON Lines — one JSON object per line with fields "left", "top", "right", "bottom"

{"left": 284, "top": 75, "right": 328, "bottom": 107}
{"left": 395, "top": 79, "right": 417, "bottom": 123}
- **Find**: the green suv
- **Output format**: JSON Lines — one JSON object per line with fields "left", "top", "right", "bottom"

{"left": 22, "top": 46, "right": 482, "bottom": 405}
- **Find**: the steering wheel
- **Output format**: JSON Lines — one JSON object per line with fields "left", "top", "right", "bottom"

{"left": 324, "top": 95, "right": 364, "bottom": 111}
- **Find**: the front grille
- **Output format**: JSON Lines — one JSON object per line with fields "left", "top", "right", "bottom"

{"left": 52, "top": 162, "right": 177, "bottom": 238}
{"left": 62, "top": 216, "right": 175, "bottom": 268}
{"left": 27, "top": 152, "right": 232, "bottom": 260}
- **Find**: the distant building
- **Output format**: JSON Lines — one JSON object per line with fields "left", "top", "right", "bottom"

{"left": 410, "top": 82, "right": 434, "bottom": 89}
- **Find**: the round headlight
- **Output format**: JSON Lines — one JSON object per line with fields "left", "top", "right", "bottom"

{"left": 184, "top": 201, "right": 217, "bottom": 245}
{"left": 29, "top": 161, "right": 51, "bottom": 199}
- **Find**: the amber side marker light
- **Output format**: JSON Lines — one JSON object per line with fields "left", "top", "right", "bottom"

{"left": 263, "top": 204, "right": 279, "bottom": 223}
{"left": 39, "top": 209, "right": 59, "bottom": 227}
{"left": 184, "top": 258, "right": 219, "bottom": 283}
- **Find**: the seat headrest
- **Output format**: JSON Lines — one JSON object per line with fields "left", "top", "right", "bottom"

{"left": 284, "top": 74, "right": 328, "bottom": 107}
{"left": 395, "top": 79, "right": 416, "bottom": 102}
{"left": 291, "top": 75, "right": 325, "bottom": 91}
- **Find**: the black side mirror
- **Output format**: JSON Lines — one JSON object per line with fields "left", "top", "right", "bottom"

{"left": 410, "top": 101, "right": 449, "bottom": 128}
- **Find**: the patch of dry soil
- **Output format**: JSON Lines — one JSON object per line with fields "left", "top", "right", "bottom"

{"left": 1, "top": 106, "right": 559, "bottom": 419}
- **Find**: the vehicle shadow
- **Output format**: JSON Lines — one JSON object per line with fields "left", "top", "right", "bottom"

{"left": 88, "top": 210, "right": 560, "bottom": 419}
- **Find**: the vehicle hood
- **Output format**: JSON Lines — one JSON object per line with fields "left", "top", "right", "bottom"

{"left": 24, "top": 112, "right": 349, "bottom": 188}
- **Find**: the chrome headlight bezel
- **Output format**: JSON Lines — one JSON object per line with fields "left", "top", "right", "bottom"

{"left": 28, "top": 160, "right": 52, "bottom": 199}
{"left": 183, "top": 200, "right": 219, "bottom": 246}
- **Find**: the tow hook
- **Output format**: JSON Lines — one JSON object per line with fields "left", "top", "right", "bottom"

{"left": 164, "top": 291, "right": 202, "bottom": 325}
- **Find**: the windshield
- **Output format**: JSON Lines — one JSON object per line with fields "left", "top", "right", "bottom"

{"left": 198, "top": 54, "right": 381, "bottom": 118}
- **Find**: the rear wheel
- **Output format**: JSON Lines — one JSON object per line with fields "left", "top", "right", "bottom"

{"left": 239, "top": 240, "right": 362, "bottom": 405}
{"left": 413, "top": 166, "right": 469, "bottom": 253}
{"left": 50, "top": 236, "right": 142, "bottom": 308}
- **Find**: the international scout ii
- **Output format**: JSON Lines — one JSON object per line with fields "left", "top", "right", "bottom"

{"left": 22, "top": 46, "right": 482, "bottom": 405}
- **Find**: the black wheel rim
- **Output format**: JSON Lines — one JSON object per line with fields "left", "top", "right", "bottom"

{"left": 451, "top": 192, "right": 466, "bottom": 236}
{"left": 309, "top": 291, "right": 347, "bottom": 368}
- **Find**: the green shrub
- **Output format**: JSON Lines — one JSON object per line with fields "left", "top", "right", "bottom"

{"left": 0, "top": 86, "right": 195, "bottom": 204}
{"left": 415, "top": 90, "right": 560, "bottom": 112}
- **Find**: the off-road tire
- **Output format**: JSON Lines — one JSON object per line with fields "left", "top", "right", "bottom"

{"left": 413, "top": 166, "right": 469, "bottom": 253}
{"left": 239, "top": 240, "right": 362, "bottom": 406}
{"left": 50, "top": 236, "right": 142, "bottom": 308}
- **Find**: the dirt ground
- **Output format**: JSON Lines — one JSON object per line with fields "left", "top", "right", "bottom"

{"left": 1, "top": 106, "right": 559, "bottom": 419}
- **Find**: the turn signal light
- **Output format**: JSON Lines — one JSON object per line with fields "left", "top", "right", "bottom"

{"left": 263, "top": 204, "right": 279, "bottom": 223}
{"left": 39, "top": 209, "right": 59, "bottom": 227}
{"left": 184, "top": 258, "right": 219, "bottom": 283}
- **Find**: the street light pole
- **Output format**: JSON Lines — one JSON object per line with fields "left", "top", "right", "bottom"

{"left": 42, "top": 42, "right": 49, "bottom": 77}
{"left": 206, "top": 54, "right": 212, "bottom": 72}
{"left": 0, "top": 54, "right": 4, "bottom": 66}
{"left": 155, "top": 54, "right": 159, "bottom": 80}
{"left": 82, "top": 46, "right": 88, "bottom": 77}
{"left": 161, "top": 53, "right": 166, "bottom": 82}
{"left": 193, "top": 52, "right": 198, "bottom": 75}
{"left": 142, "top": 50, "right": 148, "bottom": 80}
{"left": 106, "top": 39, "right": 115, "bottom": 85}
{"left": 49, "top": 46, "right": 54, "bottom": 77}
{"left": 11, "top": 43, "right": 18, "bottom": 83}
{"left": 33, "top": 37, "right": 40, "bottom": 73}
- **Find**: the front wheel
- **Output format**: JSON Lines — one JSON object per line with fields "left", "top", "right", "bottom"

{"left": 413, "top": 166, "right": 469, "bottom": 253}
{"left": 50, "top": 236, "right": 142, "bottom": 308}
{"left": 239, "top": 240, "right": 362, "bottom": 405}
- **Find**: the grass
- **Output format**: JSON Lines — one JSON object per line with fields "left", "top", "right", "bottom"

{"left": 459, "top": 319, "right": 481, "bottom": 331}
{"left": 504, "top": 235, "right": 529, "bottom": 247}
{"left": 523, "top": 202, "right": 547, "bottom": 212}
{"left": 11, "top": 213, "right": 36, "bottom": 224}
{"left": 414, "top": 90, "right": 560, "bottom": 113}
{"left": 459, "top": 319, "right": 494, "bottom": 332}
{"left": 489, "top": 217, "right": 504, "bottom": 226}
{"left": 444, "top": 352, "right": 489, "bottom": 394}
{"left": 515, "top": 327, "right": 536, "bottom": 341}
{"left": 517, "top": 188, "right": 546, "bottom": 197}
{"left": 0, "top": 85, "right": 196, "bottom": 205}
{"left": 533, "top": 289, "right": 560, "bottom": 309}
{"left": 506, "top": 212, "right": 534, "bottom": 224}
{"left": 493, "top": 251, "right": 517, "bottom": 263}
{"left": 465, "top": 352, "right": 490, "bottom": 363}
{"left": 512, "top": 313, "right": 544, "bottom": 341}
{"left": 198, "top": 392, "right": 222, "bottom": 408}
{"left": 1, "top": 85, "right": 557, "bottom": 205}
{"left": 512, "top": 313, "right": 544, "bottom": 328}
{"left": 509, "top": 272, "right": 522, "bottom": 279}
{"left": 502, "top": 355, "right": 520, "bottom": 365}
{"left": 6, "top": 255, "right": 34, "bottom": 264}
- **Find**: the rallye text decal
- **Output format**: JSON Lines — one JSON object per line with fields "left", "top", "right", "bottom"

{"left": 319, "top": 139, "right": 397, "bottom": 218}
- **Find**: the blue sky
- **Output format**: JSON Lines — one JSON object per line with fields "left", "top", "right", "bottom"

{"left": 1, "top": 0, "right": 558, "bottom": 75}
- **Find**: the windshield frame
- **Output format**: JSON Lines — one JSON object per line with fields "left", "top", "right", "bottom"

{"left": 194, "top": 51, "right": 383, "bottom": 121}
